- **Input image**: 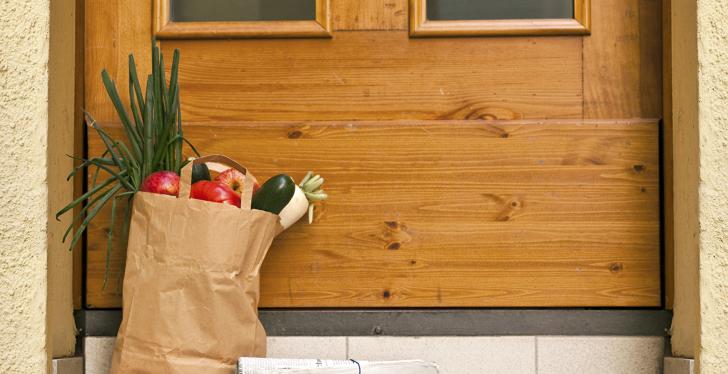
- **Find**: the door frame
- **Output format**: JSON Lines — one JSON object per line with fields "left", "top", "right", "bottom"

{"left": 73, "top": 0, "right": 675, "bottom": 311}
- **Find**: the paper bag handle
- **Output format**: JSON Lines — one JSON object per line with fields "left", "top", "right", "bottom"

{"left": 179, "top": 155, "right": 257, "bottom": 210}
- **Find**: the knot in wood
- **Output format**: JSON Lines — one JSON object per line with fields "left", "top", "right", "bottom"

{"left": 609, "top": 262, "right": 624, "bottom": 273}
{"left": 287, "top": 130, "right": 303, "bottom": 139}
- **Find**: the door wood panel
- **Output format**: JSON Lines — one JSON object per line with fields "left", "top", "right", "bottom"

{"left": 583, "top": 0, "right": 662, "bottom": 119}
{"left": 84, "top": 0, "right": 662, "bottom": 308}
{"left": 160, "top": 33, "right": 583, "bottom": 122}
{"left": 86, "top": 120, "right": 660, "bottom": 308}
{"left": 333, "top": 0, "right": 408, "bottom": 30}
{"left": 85, "top": 0, "right": 152, "bottom": 124}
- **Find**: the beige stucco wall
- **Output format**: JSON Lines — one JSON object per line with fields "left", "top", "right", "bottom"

{"left": 0, "top": 0, "right": 77, "bottom": 371}
{"left": 0, "top": 0, "right": 53, "bottom": 370}
{"left": 672, "top": 0, "right": 728, "bottom": 372}
{"left": 695, "top": 0, "right": 728, "bottom": 372}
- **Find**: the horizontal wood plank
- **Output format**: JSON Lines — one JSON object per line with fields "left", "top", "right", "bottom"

{"left": 156, "top": 20, "right": 332, "bottom": 39}
{"left": 159, "top": 32, "right": 583, "bottom": 122}
{"left": 410, "top": 19, "right": 590, "bottom": 37}
{"left": 85, "top": 119, "right": 660, "bottom": 308}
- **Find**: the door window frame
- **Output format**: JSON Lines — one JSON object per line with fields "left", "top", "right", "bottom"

{"left": 409, "top": 0, "right": 591, "bottom": 37}
{"left": 154, "top": 0, "right": 331, "bottom": 39}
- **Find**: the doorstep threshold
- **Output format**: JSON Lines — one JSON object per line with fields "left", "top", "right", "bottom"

{"left": 76, "top": 309, "right": 671, "bottom": 337}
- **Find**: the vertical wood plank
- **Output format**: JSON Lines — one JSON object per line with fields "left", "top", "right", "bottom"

{"left": 333, "top": 0, "right": 407, "bottom": 30}
{"left": 73, "top": 0, "right": 85, "bottom": 310}
{"left": 84, "top": 0, "right": 152, "bottom": 307}
{"left": 669, "top": 0, "right": 699, "bottom": 356}
{"left": 583, "top": 0, "right": 662, "bottom": 119}
{"left": 85, "top": 0, "right": 153, "bottom": 124}
{"left": 663, "top": 0, "right": 673, "bottom": 309}
{"left": 639, "top": 0, "right": 663, "bottom": 118}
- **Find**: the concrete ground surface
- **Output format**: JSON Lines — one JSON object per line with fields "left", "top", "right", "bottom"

{"left": 82, "top": 336, "right": 664, "bottom": 374}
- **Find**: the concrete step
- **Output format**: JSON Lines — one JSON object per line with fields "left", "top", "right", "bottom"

{"left": 85, "top": 336, "right": 664, "bottom": 374}
{"left": 52, "top": 357, "right": 82, "bottom": 374}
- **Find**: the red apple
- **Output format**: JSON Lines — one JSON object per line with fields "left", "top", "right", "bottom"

{"left": 190, "top": 181, "right": 241, "bottom": 208}
{"left": 214, "top": 168, "right": 260, "bottom": 196}
{"left": 140, "top": 171, "right": 180, "bottom": 196}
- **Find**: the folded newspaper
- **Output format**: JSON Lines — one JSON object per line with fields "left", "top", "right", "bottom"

{"left": 238, "top": 358, "right": 440, "bottom": 374}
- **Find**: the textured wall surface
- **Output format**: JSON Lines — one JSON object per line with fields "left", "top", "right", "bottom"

{"left": 0, "top": 0, "right": 51, "bottom": 372}
{"left": 697, "top": 0, "right": 728, "bottom": 372}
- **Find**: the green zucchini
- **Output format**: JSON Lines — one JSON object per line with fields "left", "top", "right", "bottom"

{"left": 191, "top": 163, "right": 211, "bottom": 183}
{"left": 252, "top": 174, "right": 296, "bottom": 214}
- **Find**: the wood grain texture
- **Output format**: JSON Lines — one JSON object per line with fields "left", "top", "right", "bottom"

{"left": 84, "top": 0, "right": 664, "bottom": 308}
{"left": 410, "top": 0, "right": 590, "bottom": 37}
{"left": 84, "top": 0, "right": 153, "bottom": 306}
{"left": 160, "top": 32, "right": 583, "bottom": 122}
{"left": 333, "top": 0, "right": 407, "bottom": 30}
{"left": 410, "top": 19, "right": 590, "bottom": 37}
{"left": 156, "top": 20, "right": 332, "bottom": 39}
{"left": 85, "top": 0, "right": 153, "bottom": 124}
{"left": 73, "top": 0, "right": 85, "bottom": 310}
{"left": 638, "top": 0, "right": 663, "bottom": 118}
{"left": 86, "top": 120, "right": 661, "bottom": 308}
{"left": 583, "top": 0, "right": 662, "bottom": 119}
{"left": 663, "top": 0, "right": 673, "bottom": 309}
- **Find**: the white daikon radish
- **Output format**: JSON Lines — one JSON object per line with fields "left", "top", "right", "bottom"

{"left": 278, "top": 172, "right": 328, "bottom": 230}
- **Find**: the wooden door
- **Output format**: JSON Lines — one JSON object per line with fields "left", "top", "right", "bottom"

{"left": 84, "top": 0, "right": 662, "bottom": 308}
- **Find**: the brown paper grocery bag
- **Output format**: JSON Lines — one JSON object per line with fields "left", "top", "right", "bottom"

{"left": 111, "top": 155, "right": 281, "bottom": 374}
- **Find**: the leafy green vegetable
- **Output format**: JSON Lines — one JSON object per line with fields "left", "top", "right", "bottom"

{"left": 57, "top": 44, "right": 198, "bottom": 287}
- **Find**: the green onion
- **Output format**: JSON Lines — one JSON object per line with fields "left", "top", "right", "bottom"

{"left": 57, "top": 44, "right": 199, "bottom": 286}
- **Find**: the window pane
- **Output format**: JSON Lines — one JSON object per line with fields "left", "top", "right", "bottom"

{"left": 171, "top": 0, "right": 316, "bottom": 22}
{"left": 426, "top": 0, "right": 573, "bottom": 21}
